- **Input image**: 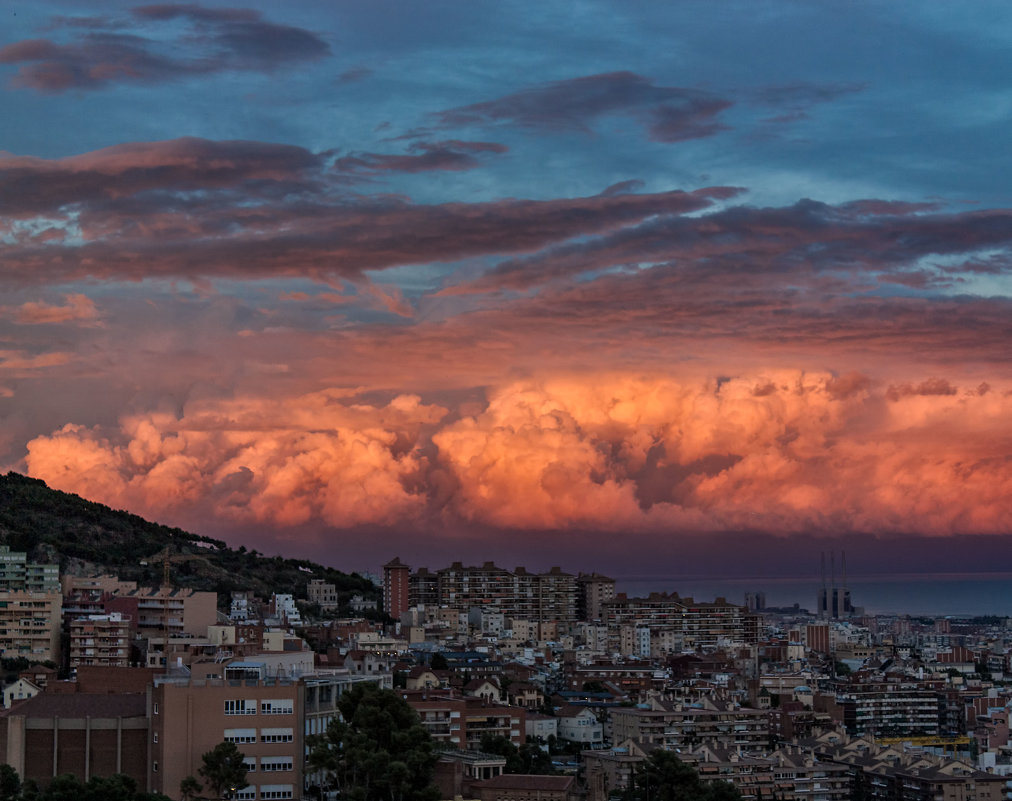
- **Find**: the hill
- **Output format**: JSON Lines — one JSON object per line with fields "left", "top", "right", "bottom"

{"left": 0, "top": 471, "right": 379, "bottom": 612}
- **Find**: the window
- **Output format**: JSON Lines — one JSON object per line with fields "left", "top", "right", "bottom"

{"left": 260, "top": 786, "right": 293, "bottom": 800}
{"left": 153, "top": 702, "right": 159, "bottom": 715}
{"left": 153, "top": 732, "right": 159, "bottom": 743}
{"left": 260, "top": 758, "right": 293, "bottom": 772}
{"left": 153, "top": 762, "right": 158, "bottom": 773}
{"left": 260, "top": 728, "right": 294, "bottom": 744}
{"left": 225, "top": 699, "right": 257, "bottom": 715}
{"left": 261, "top": 699, "right": 294, "bottom": 715}
{"left": 235, "top": 790, "right": 256, "bottom": 801}
{"left": 224, "top": 728, "right": 257, "bottom": 744}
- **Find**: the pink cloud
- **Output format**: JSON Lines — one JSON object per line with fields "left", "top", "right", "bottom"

{"left": 23, "top": 372, "right": 1012, "bottom": 539}
{"left": 0, "top": 5, "right": 329, "bottom": 92}
{"left": 10, "top": 293, "right": 99, "bottom": 325}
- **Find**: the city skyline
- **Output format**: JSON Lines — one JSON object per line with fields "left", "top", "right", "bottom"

{"left": 2, "top": 2, "right": 1011, "bottom": 576}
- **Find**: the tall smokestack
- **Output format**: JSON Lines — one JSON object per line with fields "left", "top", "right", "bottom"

{"left": 820, "top": 552, "right": 827, "bottom": 618}
{"left": 830, "top": 551, "right": 837, "bottom": 619}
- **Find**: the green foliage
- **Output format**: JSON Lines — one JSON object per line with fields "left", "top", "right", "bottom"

{"left": 0, "top": 765, "right": 20, "bottom": 801}
{"left": 623, "top": 751, "right": 742, "bottom": 801}
{"left": 199, "top": 742, "right": 249, "bottom": 800}
{"left": 308, "top": 683, "right": 440, "bottom": 801}
{"left": 0, "top": 771, "right": 167, "bottom": 801}
{"left": 429, "top": 653, "right": 448, "bottom": 671}
{"left": 479, "top": 735, "right": 556, "bottom": 774}
{"left": 0, "top": 472, "right": 378, "bottom": 609}
{"left": 179, "top": 776, "right": 203, "bottom": 801}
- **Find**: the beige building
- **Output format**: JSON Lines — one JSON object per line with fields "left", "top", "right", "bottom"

{"left": 69, "top": 612, "right": 132, "bottom": 668}
{"left": 120, "top": 586, "right": 218, "bottom": 639}
{"left": 0, "top": 591, "right": 62, "bottom": 663}
{"left": 307, "top": 579, "right": 338, "bottom": 609}
{"left": 151, "top": 676, "right": 304, "bottom": 800}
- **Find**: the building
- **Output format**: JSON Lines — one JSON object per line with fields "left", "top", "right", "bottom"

{"left": 577, "top": 573, "right": 616, "bottom": 622}
{"left": 472, "top": 774, "right": 576, "bottom": 801}
{"left": 0, "top": 590, "right": 62, "bottom": 663}
{"left": 68, "top": 612, "right": 134, "bottom": 669}
{"left": 384, "top": 557, "right": 411, "bottom": 620}
{"left": 0, "top": 692, "right": 149, "bottom": 789}
{"left": 117, "top": 586, "right": 217, "bottom": 640}
{"left": 150, "top": 675, "right": 304, "bottom": 801}
{"left": 0, "top": 546, "right": 59, "bottom": 593}
{"left": 307, "top": 580, "right": 338, "bottom": 609}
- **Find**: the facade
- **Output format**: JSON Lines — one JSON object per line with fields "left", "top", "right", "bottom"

{"left": 0, "top": 546, "right": 59, "bottom": 593}
{"left": 400, "top": 690, "right": 526, "bottom": 751}
{"left": 610, "top": 695, "right": 770, "bottom": 750}
{"left": 577, "top": 573, "right": 616, "bottom": 622}
{"left": 307, "top": 579, "right": 338, "bottom": 609}
{"left": 69, "top": 612, "right": 133, "bottom": 668}
{"left": 117, "top": 586, "right": 217, "bottom": 640}
{"left": 836, "top": 686, "right": 943, "bottom": 738}
{"left": 151, "top": 676, "right": 304, "bottom": 801}
{"left": 0, "top": 590, "right": 62, "bottom": 662}
{"left": 383, "top": 557, "right": 411, "bottom": 620}
{"left": 603, "top": 593, "right": 760, "bottom": 649}
{"left": 0, "top": 692, "right": 149, "bottom": 789}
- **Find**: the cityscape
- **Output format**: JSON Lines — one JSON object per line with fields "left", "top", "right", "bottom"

{"left": 1, "top": 538, "right": 1012, "bottom": 800}
{"left": 2, "top": 1, "right": 1012, "bottom": 800}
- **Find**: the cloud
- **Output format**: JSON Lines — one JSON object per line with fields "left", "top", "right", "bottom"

{"left": 0, "top": 5, "right": 329, "bottom": 92}
{"left": 23, "top": 372, "right": 1012, "bottom": 539}
{"left": 8, "top": 293, "right": 99, "bottom": 325}
{"left": 333, "top": 140, "right": 508, "bottom": 176}
{"left": 433, "top": 71, "right": 732, "bottom": 143}
{"left": 0, "top": 139, "right": 739, "bottom": 285}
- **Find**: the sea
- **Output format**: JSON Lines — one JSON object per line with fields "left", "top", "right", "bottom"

{"left": 613, "top": 572, "right": 1012, "bottom": 618}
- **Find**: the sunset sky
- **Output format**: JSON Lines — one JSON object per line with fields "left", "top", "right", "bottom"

{"left": 2, "top": 1, "right": 1012, "bottom": 579}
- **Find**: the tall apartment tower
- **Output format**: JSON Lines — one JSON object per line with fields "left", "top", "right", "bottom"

{"left": 577, "top": 573, "right": 616, "bottom": 621}
{"left": 383, "top": 557, "right": 410, "bottom": 619}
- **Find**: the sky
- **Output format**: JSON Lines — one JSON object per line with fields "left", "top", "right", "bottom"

{"left": 2, "top": 1, "right": 1012, "bottom": 581}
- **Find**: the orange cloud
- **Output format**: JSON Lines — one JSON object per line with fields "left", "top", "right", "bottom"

{"left": 10, "top": 293, "right": 99, "bottom": 325}
{"left": 23, "top": 371, "right": 1012, "bottom": 539}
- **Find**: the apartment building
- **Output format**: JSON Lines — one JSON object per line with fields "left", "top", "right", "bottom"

{"left": 68, "top": 612, "right": 133, "bottom": 668}
{"left": 835, "top": 685, "right": 943, "bottom": 738}
{"left": 118, "top": 586, "right": 217, "bottom": 639}
{"left": 610, "top": 695, "right": 770, "bottom": 750}
{"left": 577, "top": 573, "right": 617, "bottom": 622}
{"left": 0, "top": 546, "right": 59, "bottom": 593}
{"left": 0, "top": 590, "right": 62, "bottom": 663}
{"left": 399, "top": 689, "right": 526, "bottom": 750}
{"left": 603, "top": 593, "right": 761, "bottom": 649}
{"left": 804, "top": 730, "right": 1007, "bottom": 801}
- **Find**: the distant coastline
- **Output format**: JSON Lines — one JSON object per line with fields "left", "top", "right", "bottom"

{"left": 614, "top": 572, "right": 1012, "bottom": 617}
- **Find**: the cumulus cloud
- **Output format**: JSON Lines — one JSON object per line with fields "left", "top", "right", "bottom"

{"left": 26, "top": 390, "right": 448, "bottom": 528}
{"left": 0, "top": 5, "right": 330, "bottom": 92}
{"left": 23, "top": 372, "right": 1012, "bottom": 539}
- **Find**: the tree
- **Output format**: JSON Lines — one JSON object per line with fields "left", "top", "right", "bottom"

{"left": 308, "top": 683, "right": 440, "bottom": 801}
{"left": 180, "top": 775, "right": 204, "bottom": 801}
{"left": 199, "top": 742, "right": 249, "bottom": 800}
{"left": 623, "top": 751, "right": 742, "bottom": 801}
{"left": 0, "top": 764, "right": 20, "bottom": 801}
{"left": 429, "top": 653, "right": 449, "bottom": 671}
{"left": 479, "top": 735, "right": 556, "bottom": 775}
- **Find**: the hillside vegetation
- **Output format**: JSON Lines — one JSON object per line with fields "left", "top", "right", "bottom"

{"left": 0, "top": 472, "right": 378, "bottom": 610}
